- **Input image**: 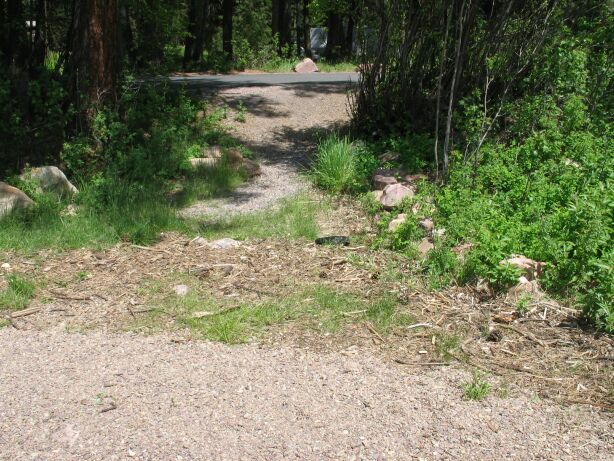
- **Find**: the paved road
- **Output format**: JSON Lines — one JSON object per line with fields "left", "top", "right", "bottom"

{"left": 169, "top": 72, "right": 359, "bottom": 89}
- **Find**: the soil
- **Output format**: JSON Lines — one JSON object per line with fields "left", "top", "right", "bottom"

{"left": 1, "top": 80, "right": 612, "bottom": 460}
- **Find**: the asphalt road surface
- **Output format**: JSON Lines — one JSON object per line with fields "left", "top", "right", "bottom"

{"left": 169, "top": 71, "right": 359, "bottom": 89}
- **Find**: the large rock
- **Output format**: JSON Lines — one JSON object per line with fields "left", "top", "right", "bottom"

{"left": 372, "top": 173, "right": 397, "bottom": 190}
{"left": 380, "top": 183, "right": 414, "bottom": 210}
{"left": 500, "top": 255, "right": 545, "bottom": 280}
{"left": 417, "top": 238, "right": 434, "bottom": 257}
{"left": 419, "top": 218, "right": 434, "bottom": 232}
{"left": 22, "top": 166, "right": 78, "bottom": 197}
{"left": 294, "top": 58, "right": 319, "bottom": 73}
{"left": 0, "top": 182, "right": 34, "bottom": 218}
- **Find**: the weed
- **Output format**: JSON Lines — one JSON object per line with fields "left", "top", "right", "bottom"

{"left": 516, "top": 294, "right": 532, "bottom": 315}
{"left": 0, "top": 274, "right": 36, "bottom": 311}
{"left": 463, "top": 370, "right": 492, "bottom": 401}
{"left": 235, "top": 101, "right": 247, "bottom": 123}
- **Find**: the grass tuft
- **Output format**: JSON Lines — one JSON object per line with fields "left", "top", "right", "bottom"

{"left": 463, "top": 370, "right": 492, "bottom": 401}
{"left": 0, "top": 274, "right": 37, "bottom": 311}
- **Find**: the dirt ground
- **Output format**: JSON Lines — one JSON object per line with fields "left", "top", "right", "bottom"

{"left": 1, "top": 80, "right": 612, "bottom": 460}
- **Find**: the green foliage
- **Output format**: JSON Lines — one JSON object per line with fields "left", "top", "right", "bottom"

{"left": 312, "top": 135, "right": 377, "bottom": 193}
{"left": 463, "top": 370, "right": 492, "bottom": 401}
{"left": 0, "top": 274, "right": 37, "bottom": 311}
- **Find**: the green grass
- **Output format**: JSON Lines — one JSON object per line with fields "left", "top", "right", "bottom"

{"left": 463, "top": 370, "right": 492, "bottom": 401}
{"left": 435, "top": 333, "right": 461, "bottom": 361}
{"left": 193, "top": 193, "right": 324, "bottom": 241}
{"left": 0, "top": 161, "right": 246, "bottom": 252}
{"left": 0, "top": 274, "right": 37, "bottom": 311}
{"left": 137, "top": 280, "right": 410, "bottom": 344}
{"left": 312, "top": 135, "right": 358, "bottom": 193}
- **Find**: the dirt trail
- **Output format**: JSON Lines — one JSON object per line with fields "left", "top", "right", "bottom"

{"left": 1, "top": 329, "right": 612, "bottom": 461}
{"left": 1, "top": 80, "right": 612, "bottom": 460}
{"left": 181, "top": 83, "right": 350, "bottom": 218}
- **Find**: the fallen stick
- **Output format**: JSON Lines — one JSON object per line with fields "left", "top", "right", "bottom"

{"left": 11, "top": 307, "right": 41, "bottom": 318}
{"left": 394, "top": 358, "right": 450, "bottom": 366}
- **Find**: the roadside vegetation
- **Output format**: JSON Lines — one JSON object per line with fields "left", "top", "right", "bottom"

{"left": 310, "top": 1, "right": 613, "bottom": 333}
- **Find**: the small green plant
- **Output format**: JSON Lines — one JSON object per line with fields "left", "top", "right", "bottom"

{"left": 0, "top": 274, "right": 37, "bottom": 311}
{"left": 235, "top": 101, "right": 247, "bottom": 123}
{"left": 516, "top": 294, "right": 532, "bottom": 315}
{"left": 463, "top": 370, "right": 492, "bottom": 401}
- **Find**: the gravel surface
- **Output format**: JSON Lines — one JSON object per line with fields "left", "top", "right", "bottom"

{"left": 1, "top": 329, "right": 612, "bottom": 460}
{"left": 181, "top": 82, "right": 351, "bottom": 218}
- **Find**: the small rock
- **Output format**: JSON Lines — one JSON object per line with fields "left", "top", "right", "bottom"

{"left": 380, "top": 183, "right": 414, "bottom": 210}
{"left": 432, "top": 228, "right": 446, "bottom": 238}
{"left": 372, "top": 174, "right": 397, "bottom": 190}
{"left": 189, "top": 236, "right": 208, "bottom": 246}
{"left": 174, "top": 284, "right": 189, "bottom": 297}
{"left": 22, "top": 166, "right": 78, "bottom": 197}
{"left": 378, "top": 151, "right": 400, "bottom": 163}
{"left": 0, "top": 182, "right": 34, "bottom": 219}
{"left": 206, "top": 238, "right": 241, "bottom": 250}
{"left": 388, "top": 213, "right": 407, "bottom": 232}
{"left": 294, "top": 58, "right": 319, "bottom": 73}
{"left": 61, "top": 204, "right": 78, "bottom": 217}
{"left": 189, "top": 157, "right": 217, "bottom": 168}
{"left": 1, "top": 262, "right": 11, "bottom": 273}
{"left": 419, "top": 218, "right": 434, "bottom": 232}
{"left": 417, "top": 238, "right": 434, "bottom": 257}
{"left": 500, "top": 255, "right": 545, "bottom": 280}
{"left": 564, "top": 158, "right": 580, "bottom": 168}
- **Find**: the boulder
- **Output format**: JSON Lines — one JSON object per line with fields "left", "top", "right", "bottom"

{"left": 190, "top": 157, "right": 217, "bottom": 168}
{"left": 294, "top": 58, "right": 319, "bottom": 73}
{"left": 372, "top": 173, "right": 397, "bottom": 190}
{"left": 371, "top": 190, "right": 384, "bottom": 202}
{"left": 400, "top": 173, "right": 428, "bottom": 185}
{"left": 380, "top": 183, "right": 414, "bottom": 210}
{"left": 0, "top": 182, "right": 34, "bottom": 218}
{"left": 500, "top": 255, "right": 545, "bottom": 280}
{"left": 417, "top": 238, "right": 434, "bottom": 257}
{"left": 22, "top": 166, "right": 78, "bottom": 197}
{"left": 227, "top": 148, "right": 261, "bottom": 178}
{"left": 388, "top": 213, "right": 407, "bottom": 232}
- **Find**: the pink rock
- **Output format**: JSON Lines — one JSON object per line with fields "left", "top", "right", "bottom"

{"left": 500, "top": 255, "right": 545, "bottom": 280}
{"left": 401, "top": 173, "right": 428, "bottom": 184}
{"left": 372, "top": 174, "right": 397, "bottom": 190}
{"left": 380, "top": 183, "right": 414, "bottom": 210}
{"left": 294, "top": 58, "right": 319, "bottom": 73}
{"left": 371, "top": 190, "right": 384, "bottom": 202}
{"left": 417, "top": 238, "right": 434, "bottom": 257}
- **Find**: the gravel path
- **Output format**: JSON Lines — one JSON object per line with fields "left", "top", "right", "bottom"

{"left": 181, "top": 82, "right": 351, "bottom": 218}
{"left": 1, "top": 329, "right": 612, "bottom": 460}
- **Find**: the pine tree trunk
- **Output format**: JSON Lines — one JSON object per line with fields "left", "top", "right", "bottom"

{"left": 222, "top": 0, "right": 234, "bottom": 57}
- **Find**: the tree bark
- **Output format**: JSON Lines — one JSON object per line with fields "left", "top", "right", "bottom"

{"left": 67, "top": 0, "right": 120, "bottom": 128}
{"left": 302, "top": 0, "right": 311, "bottom": 57}
{"left": 325, "top": 12, "right": 344, "bottom": 59}
{"left": 222, "top": 0, "right": 234, "bottom": 57}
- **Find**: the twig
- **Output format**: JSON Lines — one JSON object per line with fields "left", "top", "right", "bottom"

{"left": 365, "top": 323, "right": 385, "bottom": 343}
{"left": 131, "top": 244, "right": 172, "bottom": 255}
{"left": 47, "top": 289, "right": 91, "bottom": 301}
{"left": 394, "top": 358, "right": 450, "bottom": 366}
{"left": 99, "top": 402, "right": 117, "bottom": 413}
{"left": 404, "top": 323, "right": 433, "bottom": 329}
{"left": 11, "top": 307, "right": 41, "bottom": 318}
{"left": 498, "top": 324, "right": 545, "bottom": 346}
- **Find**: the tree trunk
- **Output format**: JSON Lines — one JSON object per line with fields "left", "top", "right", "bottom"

{"left": 222, "top": 0, "right": 234, "bottom": 57}
{"left": 272, "top": 0, "right": 291, "bottom": 54}
{"left": 67, "top": 0, "right": 120, "bottom": 128}
{"left": 325, "top": 12, "right": 344, "bottom": 59}
{"left": 302, "top": 0, "right": 310, "bottom": 57}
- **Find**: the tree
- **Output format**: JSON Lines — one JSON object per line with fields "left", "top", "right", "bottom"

{"left": 222, "top": 0, "right": 234, "bottom": 57}
{"left": 66, "top": 0, "right": 120, "bottom": 127}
